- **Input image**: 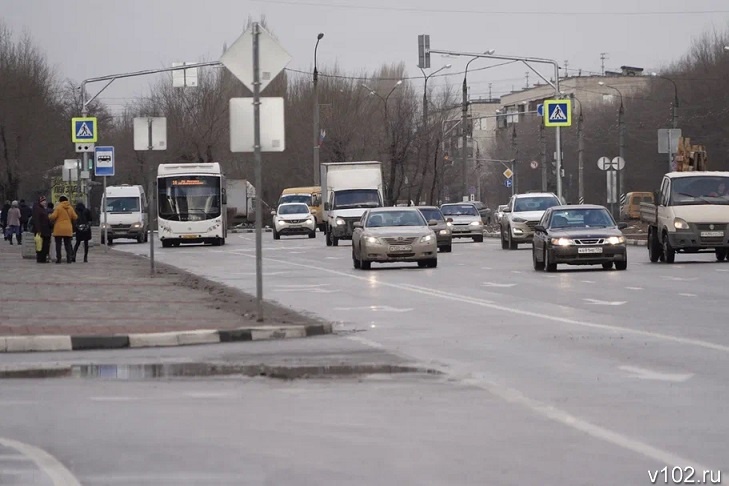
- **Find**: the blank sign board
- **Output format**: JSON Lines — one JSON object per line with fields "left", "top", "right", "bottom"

{"left": 229, "top": 97, "right": 286, "bottom": 153}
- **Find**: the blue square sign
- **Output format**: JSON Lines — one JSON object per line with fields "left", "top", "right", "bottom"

{"left": 544, "top": 99, "right": 572, "bottom": 127}
{"left": 94, "top": 146, "right": 115, "bottom": 177}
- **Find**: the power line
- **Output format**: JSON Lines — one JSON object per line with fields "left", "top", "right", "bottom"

{"left": 250, "top": 0, "right": 729, "bottom": 16}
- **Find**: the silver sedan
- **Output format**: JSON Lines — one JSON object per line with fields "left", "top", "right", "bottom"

{"left": 352, "top": 207, "right": 438, "bottom": 270}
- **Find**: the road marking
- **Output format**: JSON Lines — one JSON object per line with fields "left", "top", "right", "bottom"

{"left": 481, "top": 267, "right": 492, "bottom": 270}
{"left": 716, "top": 269, "right": 729, "bottom": 272}
{"left": 663, "top": 275, "right": 698, "bottom": 281}
{"left": 619, "top": 365, "right": 693, "bottom": 382}
{"left": 325, "top": 257, "right": 343, "bottom": 260}
{"left": 581, "top": 280, "right": 595, "bottom": 284}
{"left": 347, "top": 335, "right": 709, "bottom": 474}
{"left": 0, "top": 437, "right": 81, "bottom": 486}
{"left": 251, "top": 255, "right": 729, "bottom": 354}
{"left": 679, "top": 293, "right": 698, "bottom": 297}
{"left": 183, "top": 392, "right": 234, "bottom": 399}
{"left": 625, "top": 286, "right": 643, "bottom": 290}
{"left": 511, "top": 270, "right": 523, "bottom": 274}
{"left": 482, "top": 282, "right": 517, "bottom": 288}
{"left": 333, "top": 305, "right": 413, "bottom": 313}
{"left": 583, "top": 298, "right": 627, "bottom": 306}
{"left": 89, "top": 396, "right": 139, "bottom": 402}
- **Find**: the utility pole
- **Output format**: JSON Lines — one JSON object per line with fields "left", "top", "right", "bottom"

{"left": 539, "top": 119, "right": 547, "bottom": 192}
{"left": 511, "top": 125, "right": 518, "bottom": 195}
{"left": 312, "top": 33, "right": 324, "bottom": 186}
{"left": 524, "top": 72, "right": 529, "bottom": 89}
{"left": 618, "top": 102, "right": 625, "bottom": 204}
{"left": 600, "top": 52, "right": 608, "bottom": 75}
{"left": 577, "top": 110, "right": 584, "bottom": 204}
{"left": 488, "top": 83, "right": 492, "bottom": 101}
{"left": 461, "top": 75, "right": 469, "bottom": 202}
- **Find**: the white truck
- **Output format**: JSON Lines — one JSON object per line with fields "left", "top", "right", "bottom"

{"left": 321, "top": 161, "right": 384, "bottom": 246}
{"left": 640, "top": 171, "right": 729, "bottom": 263}
{"left": 100, "top": 184, "right": 149, "bottom": 244}
{"left": 225, "top": 179, "right": 255, "bottom": 227}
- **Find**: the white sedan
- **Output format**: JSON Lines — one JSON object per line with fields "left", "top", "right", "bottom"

{"left": 272, "top": 203, "right": 316, "bottom": 239}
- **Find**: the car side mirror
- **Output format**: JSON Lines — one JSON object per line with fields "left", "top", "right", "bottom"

{"left": 270, "top": 210, "right": 276, "bottom": 216}
{"left": 617, "top": 222, "right": 628, "bottom": 230}
{"left": 324, "top": 202, "right": 330, "bottom": 211}
{"left": 446, "top": 217, "right": 453, "bottom": 223}
{"left": 534, "top": 225, "right": 546, "bottom": 233}
{"left": 503, "top": 207, "right": 511, "bottom": 213}
{"left": 353, "top": 222, "right": 362, "bottom": 228}
{"left": 310, "top": 209, "right": 316, "bottom": 214}
{"left": 428, "top": 219, "right": 438, "bottom": 226}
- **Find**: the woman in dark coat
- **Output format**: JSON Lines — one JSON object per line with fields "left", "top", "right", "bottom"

{"left": 32, "top": 196, "right": 52, "bottom": 263}
{"left": 73, "top": 201, "right": 92, "bottom": 263}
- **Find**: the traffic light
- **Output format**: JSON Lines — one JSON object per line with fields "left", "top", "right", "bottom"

{"left": 418, "top": 35, "right": 430, "bottom": 69}
{"left": 88, "top": 156, "right": 94, "bottom": 171}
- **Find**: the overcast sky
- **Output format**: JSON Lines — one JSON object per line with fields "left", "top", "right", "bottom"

{"left": 3, "top": 0, "right": 728, "bottom": 111}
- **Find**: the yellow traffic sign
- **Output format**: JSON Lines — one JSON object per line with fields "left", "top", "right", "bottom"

{"left": 71, "top": 117, "right": 98, "bottom": 143}
{"left": 503, "top": 168, "right": 513, "bottom": 179}
{"left": 544, "top": 99, "right": 572, "bottom": 127}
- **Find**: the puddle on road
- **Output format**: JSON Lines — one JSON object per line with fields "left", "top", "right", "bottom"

{"left": 1, "top": 363, "right": 440, "bottom": 380}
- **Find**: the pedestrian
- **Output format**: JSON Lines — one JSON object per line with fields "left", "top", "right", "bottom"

{"left": 72, "top": 200, "right": 92, "bottom": 263}
{"left": 5, "top": 200, "right": 22, "bottom": 245}
{"left": 49, "top": 195, "right": 77, "bottom": 264}
{"left": 32, "top": 196, "right": 52, "bottom": 263}
{"left": 19, "top": 199, "right": 31, "bottom": 231}
{"left": 0, "top": 200, "right": 10, "bottom": 241}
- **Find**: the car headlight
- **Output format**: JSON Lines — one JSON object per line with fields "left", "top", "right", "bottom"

{"left": 336, "top": 218, "right": 345, "bottom": 226}
{"left": 438, "top": 229, "right": 449, "bottom": 235}
{"left": 446, "top": 221, "right": 452, "bottom": 227}
{"left": 673, "top": 218, "right": 689, "bottom": 230}
{"left": 131, "top": 222, "right": 142, "bottom": 228}
{"left": 607, "top": 236, "right": 625, "bottom": 245}
{"left": 551, "top": 237, "right": 574, "bottom": 246}
{"left": 512, "top": 217, "right": 527, "bottom": 223}
{"left": 306, "top": 215, "right": 314, "bottom": 221}
{"left": 420, "top": 234, "right": 433, "bottom": 243}
{"left": 470, "top": 221, "right": 482, "bottom": 226}
{"left": 101, "top": 223, "right": 108, "bottom": 229}
{"left": 365, "top": 236, "right": 380, "bottom": 244}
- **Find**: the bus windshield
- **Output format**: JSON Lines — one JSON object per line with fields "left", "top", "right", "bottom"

{"left": 158, "top": 176, "right": 221, "bottom": 221}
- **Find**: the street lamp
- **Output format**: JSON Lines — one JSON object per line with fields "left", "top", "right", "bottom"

{"left": 419, "top": 64, "right": 451, "bottom": 127}
{"left": 461, "top": 50, "right": 495, "bottom": 201}
{"left": 598, "top": 81, "right": 625, "bottom": 216}
{"left": 650, "top": 72, "right": 679, "bottom": 129}
{"left": 313, "top": 32, "right": 324, "bottom": 186}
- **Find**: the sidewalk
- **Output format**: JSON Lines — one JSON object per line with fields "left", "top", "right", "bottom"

{"left": 0, "top": 243, "right": 330, "bottom": 352}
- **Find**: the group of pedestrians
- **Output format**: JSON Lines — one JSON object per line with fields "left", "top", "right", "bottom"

{"left": 1, "top": 195, "right": 92, "bottom": 264}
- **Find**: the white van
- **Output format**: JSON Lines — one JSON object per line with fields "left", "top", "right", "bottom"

{"left": 100, "top": 185, "right": 148, "bottom": 244}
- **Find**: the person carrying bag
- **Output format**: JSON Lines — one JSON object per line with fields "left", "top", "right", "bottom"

{"left": 73, "top": 201, "right": 92, "bottom": 263}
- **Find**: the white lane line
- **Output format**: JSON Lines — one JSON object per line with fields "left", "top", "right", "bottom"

{"left": 679, "top": 293, "right": 698, "bottom": 297}
{"left": 625, "top": 286, "right": 643, "bottom": 290}
{"left": 0, "top": 437, "right": 81, "bottom": 486}
{"left": 183, "top": 392, "right": 234, "bottom": 399}
{"left": 348, "top": 334, "right": 711, "bottom": 472}
{"left": 619, "top": 365, "right": 693, "bottom": 382}
{"left": 583, "top": 298, "right": 627, "bottom": 306}
{"left": 252, "top": 255, "right": 729, "bottom": 354}
{"left": 89, "top": 396, "right": 139, "bottom": 402}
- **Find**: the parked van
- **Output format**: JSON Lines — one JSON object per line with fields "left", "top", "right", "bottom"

{"left": 100, "top": 185, "right": 148, "bottom": 244}
{"left": 278, "top": 186, "right": 323, "bottom": 230}
{"left": 620, "top": 191, "right": 654, "bottom": 220}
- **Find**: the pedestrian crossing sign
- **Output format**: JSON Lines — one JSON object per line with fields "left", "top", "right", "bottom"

{"left": 543, "top": 99, "right": 572, "bottom": 127}
{"left": 71, "top": 117, "right": 98, "bottom": 143}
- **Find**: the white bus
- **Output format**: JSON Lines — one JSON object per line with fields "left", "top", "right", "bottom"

{"left": 157, "top": 162, "right": 227, "bottom": 247}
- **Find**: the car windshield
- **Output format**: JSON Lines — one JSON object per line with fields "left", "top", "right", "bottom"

{"left": 549, "top": 208, "right": 615, "bottom": 228}
{"left": 670, "top": 176, "right": 729, "bottom": 205}
{"left": 366, "top": 210, "right": 426, "bottom": 228}
{"left": 106, "top": 197, "right": 140, "bottom": 213}
{"left": 278, "top": 204, "right": 309, "bottom": 215}
{"left": 514, "top": 197, "right": 560, "bottom": 212}
{"left": 440, "top": 205, "right": 478, "bottom": 216}
{"left": 279, "top": 194, "right": 312, "bottom": 205}
{"left": 333, "top": 189, "right": 381, "bottom": 209}
{"left": 418, "top": 208, "right": 444, "bottom": 222}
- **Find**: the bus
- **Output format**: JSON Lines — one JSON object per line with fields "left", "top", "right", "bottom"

{"left": 157, "top": 162, "right": 227, "bottom": 247}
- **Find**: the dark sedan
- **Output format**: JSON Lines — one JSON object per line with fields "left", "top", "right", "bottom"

{"left": 532, "top": 205, "right": 628, "bottom": 272}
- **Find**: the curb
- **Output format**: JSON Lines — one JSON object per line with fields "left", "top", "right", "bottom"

{"left": 0, "top": 323, "right": 332, "bottom": 353}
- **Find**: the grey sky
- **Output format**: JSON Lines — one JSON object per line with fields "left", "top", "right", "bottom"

{"left": 3, "top": 0, "right": 728, "bottom": 111}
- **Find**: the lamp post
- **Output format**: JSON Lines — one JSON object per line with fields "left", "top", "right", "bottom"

{"left": 361, "top": 80, "right": 403, "bottom": 203}
{"left": 312, "top": 32, "right": 324, "bottom": 186}
{"left": 650, "top": 72, "right": 679, "bottom": 129}
{"left": 570, "top": 94, "right": 585, "bottom": 204}
{"left": 461, "top": 51, "right": 495, "bottom": 201}
{"left": 419, "top": 64, "right": 451, "bottom": 129}
{"left": 599, "top": 81, "right": 624, "bottom": 214}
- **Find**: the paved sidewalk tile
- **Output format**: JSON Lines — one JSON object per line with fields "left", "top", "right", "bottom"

{"left": 0, "top": 243, "right": 272, "bottom": 337}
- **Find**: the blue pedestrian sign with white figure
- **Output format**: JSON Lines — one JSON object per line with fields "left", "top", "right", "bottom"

{"left": 543, "top": 99, "right": 572, "bottom": 127}
{"left": 94, "top": 146, "right": 115, "bottom": 177}
{"left": 71, "top": 117, "right": 98, "bottom": 143}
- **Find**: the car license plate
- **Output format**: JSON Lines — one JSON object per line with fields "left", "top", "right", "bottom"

{"left": 701, "top": 231, "right": 724, "bottom": 237}
{"left": 181, "top": 235, "right": 197, "bottom": 239}
{"left": 578, "top": 247, "right": 602, "bottom": 254}
{"left": 389, "top": 245, "right": 412, "bottom": 252}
